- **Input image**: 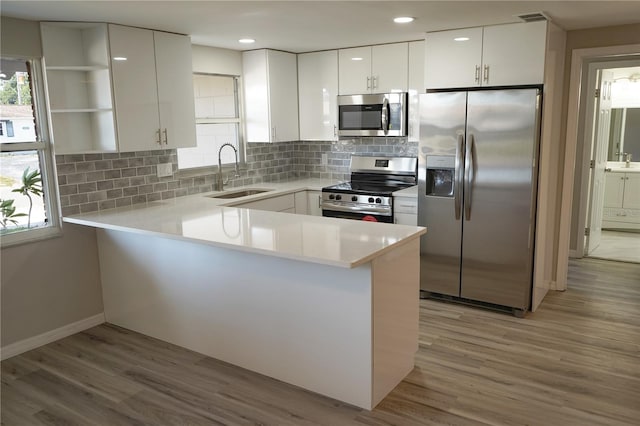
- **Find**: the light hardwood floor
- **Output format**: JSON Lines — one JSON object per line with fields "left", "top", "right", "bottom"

{"left": 589, "top": 230, "right": 640, "bottom": 263}
{"left": 2, "top": 258, "right": 639, "bottom": 425}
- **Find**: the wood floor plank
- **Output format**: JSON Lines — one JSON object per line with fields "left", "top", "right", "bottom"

{"left": 2, "top": 258, "right": 639, "bottom": 425}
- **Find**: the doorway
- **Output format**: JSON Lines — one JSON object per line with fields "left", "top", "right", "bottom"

{"left": 575, "top": 61, "right": 640, "bottom": 264}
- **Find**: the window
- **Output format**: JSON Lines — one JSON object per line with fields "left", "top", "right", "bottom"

{"left": 0, "top": 57, "right": 60, "bottom": 245}
{"left": 177, "top": 74, "right": 244, "bottom": 170}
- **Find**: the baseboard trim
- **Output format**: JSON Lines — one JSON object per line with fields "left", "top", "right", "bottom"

{"left": 569, "top": 249, "right": 581, "bottom": 259}
{"left": 1, "top": 313, "right": 105, "bottom": 361}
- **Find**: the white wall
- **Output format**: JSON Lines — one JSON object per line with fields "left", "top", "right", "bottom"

{"left": 192, "top": 44, "right": 242, "bottom": 75}
{"left": 1, "top": 17, "right": 104, "bottom": 350}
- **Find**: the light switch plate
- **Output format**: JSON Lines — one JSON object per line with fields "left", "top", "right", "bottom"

{"left": 157, "top": 163, "right": 173, "bottom": 177}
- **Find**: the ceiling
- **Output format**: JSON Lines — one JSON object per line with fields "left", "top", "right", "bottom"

{"left": 2, "top": 1, "right": 640, "bottom": 53}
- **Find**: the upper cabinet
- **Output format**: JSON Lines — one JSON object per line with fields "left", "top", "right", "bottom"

{"left": 109, "top": 24, "right": 196, "bottom": 151}
{"left": 407, "top": 40, "right": 425, "bottom": 142}
{"left": 243, "top": 49, "right": 299, "bottom": 143}
{"left": 298, "top": 50, "right": 339, "bottom": 141}
{"left": 425, "top": 22, "right": 547, "bottom": 89}
{"left": 40, "top": 22, "right": 117, "bottom": 154}
{"left": 338, "top": 43, "right": 408, "bottom": 95}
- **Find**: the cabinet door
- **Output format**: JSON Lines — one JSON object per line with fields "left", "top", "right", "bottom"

{"left": 425, "top": 27, "right": 483, "bottom": 89}
{"left": 338, "top": 46, "right": 372, "bottom": 95}
{"left": 153, "top": 31, "right": 197, "bottom": 149}
{"left": 407, "top": 41, "right": 424, "bottom": 142}
{"left": 623, "top": 174, "right": 640, "bottom": 209}
{"left": 306, "top": 191, "right": 322, "bottom": 216}
{"left": 267, "top": 50, "right": 299, "bottom": 142}
{"left": 371, "top": 42, "right": 408, "bottom": 93}
{"left": 394, "top": 213, "right": 417, "bottom": 226}
{"left": 604, "top": 172, "right": 625, "bottom": 208}
{"left": 298, "top": 50, "right": 338, "bottom": 141}
{"left": 243, "top": 50, "right": 270, "bottom": 142}
{"left": 109, "top": 24, "right": 161, "bottom": 151}
{"left": 482, "top": 22, "right": 546, "bottom": 86}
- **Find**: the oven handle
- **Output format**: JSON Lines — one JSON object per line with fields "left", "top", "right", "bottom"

{"left": 321, "top": 202, "right": 392, "bottom": 216}
{"left": 381, "top": 97, "right": 389, "bottom": 135}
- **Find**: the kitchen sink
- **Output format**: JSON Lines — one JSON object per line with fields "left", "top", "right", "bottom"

{"left": 208, "top": 189, "right": 271, "bottom": 199}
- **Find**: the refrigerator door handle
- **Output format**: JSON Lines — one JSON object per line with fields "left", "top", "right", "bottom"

{"left": 455, "top": 133, "right": 464, "bottom": 220}
{"left": 464, "top": 133, "right": 474, "bottom": 220}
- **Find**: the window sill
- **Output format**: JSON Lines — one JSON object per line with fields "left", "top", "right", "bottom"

{"left": 0, "top": 225, "right": 62, "bottom": 248}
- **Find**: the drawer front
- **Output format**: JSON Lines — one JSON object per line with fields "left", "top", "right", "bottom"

{"left": 394, "top": 196, "right": 417, "bottom": 214}
{"left": 603, "top": 207, "right": 640, "bottom": 223}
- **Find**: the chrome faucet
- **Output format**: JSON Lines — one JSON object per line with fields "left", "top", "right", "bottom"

{"left": 216, "top": 143, "right": 241, "bottom": 191}
{"left": 623, "top": 152, "right": 632, "bottom": 167}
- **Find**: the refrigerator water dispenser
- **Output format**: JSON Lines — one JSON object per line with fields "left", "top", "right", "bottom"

{"left": 425, "top": 156, "right": 455, "bottom": 197}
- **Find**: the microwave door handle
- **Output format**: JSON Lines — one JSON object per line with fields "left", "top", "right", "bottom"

{"left": 381, "top": 98, "right": 389, "bottom": 135}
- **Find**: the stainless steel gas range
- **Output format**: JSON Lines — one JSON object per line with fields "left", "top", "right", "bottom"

{"left": 321, "top": 156, "right": 417, "bottom": 223}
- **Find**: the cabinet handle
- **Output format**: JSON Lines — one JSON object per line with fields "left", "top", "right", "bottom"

{"left": 334, "top": 125, "right": 337, "bottom": 137}
{"left": 156, "top": 129, "right": 162, "bottom": 146}
{"left": 366, "top": 76, "right": 371, "bottom": 90}
{"left": 373, "top": 75, "right": 378, "bottom": 89}
{"left": 475, "top": 65, "right": 480, "bottom": 84}
{"left": 163, "top": 128, "right": 168, "bottom": 145}
{"left": 483, "top": 65, "right": 489, "bottom": 84}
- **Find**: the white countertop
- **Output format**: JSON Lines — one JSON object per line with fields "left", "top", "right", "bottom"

{"left": 64, "top": 179, "right": 426, "bottom": 268}
{"left": 606, "top": 162, "right": 640, "bottom": 173}
{"left": 393, "top": 185, "right": 418, "bottom": 197}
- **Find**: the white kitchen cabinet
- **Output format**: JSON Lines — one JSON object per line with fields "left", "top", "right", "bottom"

{"left": 393, "top": 196, "right": 417, "bottom": 225}
{"left": 40, "top": 22, "right": 117, "bottom": 154}
{"left": 243, "top": 49, "right": 299, "bottom": 143}
{"left": 602, "top": 171, "right": 640, "bottom": 229}
{"left": 306, "top": 191, "right": 322, "bottom": 216}
{"left": 298, "top": 50, "right": 339, "bottom": 141}
{"left": 425, "top": 22, "right": 546, "bottom": 89}
{"left": 109, "top": 24, "right": 196, "bottom": 152}
{"left": 338, "top": 43, "right": 408, "bottom": 95}
{"left": 407, "top": 40, "right": 424, "bottom": 142}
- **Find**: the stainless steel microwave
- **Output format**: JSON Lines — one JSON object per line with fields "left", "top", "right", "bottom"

{"left": 337, "top": 92, "right": 408, "bottom": 137}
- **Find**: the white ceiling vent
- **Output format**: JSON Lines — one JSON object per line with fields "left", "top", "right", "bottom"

{"left": 516, "top": 12, "right": 550, "bottom": 23}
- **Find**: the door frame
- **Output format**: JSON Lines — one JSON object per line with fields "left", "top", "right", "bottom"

{"left": 557, "top": 44, "right": 640, "bottom": 291}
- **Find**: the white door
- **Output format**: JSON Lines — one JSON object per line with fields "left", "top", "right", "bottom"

{"left": 338, "top": 46, "right": 372, "bottom": 95}
{"left": 154, "top": 31, "right": 197, "bottom": 149}
{"left": 424, "top": 27, "right": 482, "bottom": 89}
{"left": 298, "top": 50, "right": 339, "bottom": 141}
{"left": 109, "top": 24, "right": 161, "bottom": 151}
{"left": 267, "top": 50, "right": 299, "bottom": 142}
{"left": 371, "top": 42, "right": 408, "bottom": 93}
{"left": 586, "top": 70, "right": 614, "bottom": 255}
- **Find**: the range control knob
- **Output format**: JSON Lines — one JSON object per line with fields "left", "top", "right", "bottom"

{"left": 351, "top": 196, "right": 358, "bottom": 202}
{"left": 336, "top": 195, "right": 342, "bottom": 201}
{"left": 375, "top": 198, "right": 382, "bottom": 204}
{"left": 368, "top": 197, "right": 375, "bottom": 203}
{"left": 329, "top": 194, "right": 335, "bottom": 200}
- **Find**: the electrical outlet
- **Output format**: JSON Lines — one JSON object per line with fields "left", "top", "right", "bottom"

{"left": 157, "top": 163, "right": 173, "bottom": 177}
{"left": 321, "top": 153, "right": 328, "bottom": 166}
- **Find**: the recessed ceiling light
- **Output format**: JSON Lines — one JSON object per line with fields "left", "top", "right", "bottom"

{"left": 239, "top": 38, "right": 255, "bottom": 44}
{"left": 112, "top": 57, "right": 127, "bottom": 61}
{"left": 351, "top": 57, "right": 363, "bottom": 61}
{"left": 393, "top": 17, "right": 414, "bottom": 24}
{"left": 454, "top": 37, "right": 470, "bottom": 42}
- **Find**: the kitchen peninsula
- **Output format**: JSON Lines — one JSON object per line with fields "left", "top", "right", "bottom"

{"left": 65, "top": 181, "right": 426, "bottom": 410}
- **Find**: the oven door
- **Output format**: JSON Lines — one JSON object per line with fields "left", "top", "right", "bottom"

{"left": 322, "top": 207, "right": 393, "bottom": 223}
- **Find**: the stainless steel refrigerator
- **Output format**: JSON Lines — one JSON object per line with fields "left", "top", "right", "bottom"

{"left": 417, "top": 88, "right": 541, "bottom": 315}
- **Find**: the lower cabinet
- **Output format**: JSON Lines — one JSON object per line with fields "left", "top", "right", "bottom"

{"left": 603, "top": 171, "right": 640, "bottom": 230}
{"left": 306, "top": 191, "right": 322, "bottom": 216}
{"left": 394, "top": 196, "right": 417, "bottom": 225}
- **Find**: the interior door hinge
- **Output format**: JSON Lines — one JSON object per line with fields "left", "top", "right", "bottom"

{"left": 595, "top": 88, "right": 600, "bottom": 98}
{"left": 590, "top": 160, "right": 595, "bottom": 168}
{"left": 584, "top": 228, "right": 590, "bottom": 236}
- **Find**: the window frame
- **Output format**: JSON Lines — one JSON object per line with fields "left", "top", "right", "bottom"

{"left": 0, "top": 57, "right": 61, "bottom": 247}
{"left": 177, "top": 73, "right": 246, "bottom": 174}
